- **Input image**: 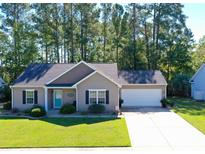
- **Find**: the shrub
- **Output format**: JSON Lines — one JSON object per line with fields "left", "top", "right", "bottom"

{"left": 30, "top": 105, "right": 46, "bottom": 117}
{"left": 3, "top": 101, "right": 11, "bottom": 110}
{"left": 60, "top": 103, "right": 76, "bottom": 114}
{"left": 88, "top": 104, "right": 105, "bottom": 113}
{"left": 161, "top": 99, "right": 167, "bottom": 108}
{"left": 81, "top": 112, "right": 88, "bottom": 115}
{"left": 12, "top": 108, "right": 19, "bottom": 113}
{"left": 72, "top": 100, "right": 76, "bottom": 108}
{"left": 119, "top": 98, "right": 124, "bottom": 108}
{"left": 24, "top": 108, "right": 31, "bottom": 114}
{"left": 0, "top": 85, "right": 11, "bottom": 102}
{"left": 161, "top": 99, "right": 175, "bottom": 108}
{"left": 166, "top": 99, "right": 175, "bottom": 107}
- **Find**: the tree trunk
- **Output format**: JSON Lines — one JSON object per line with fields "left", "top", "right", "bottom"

{"left": 116, "top": 41, "right": 118, "bottom": 64}
{"left": 133, "top": 3, "right": 137, "bottom": 69}
{"left": 80, "top": 11, "right": 84, "bottom": 60}
{"left": 155, "top": 4, "right": 161, "bottom": 69}
{"left": 55, "top": 4, "right": 60, "bottom": 63}
{"left": 103, "top": 22, "right": 106, "bottom": 62}
{"left": 144, "top": 21, "right": 150, "bottom": 69}
{"left": 45, "top": 42, "right": 48, "bottom": 63}
{"left": 70, "top": 3, "right": 74, "bottom": 63}
{"left": 63, "top": 4, "right": 67, "bottom": 63}
{"left": 152, "top": 4, "right": 156, "bottom": 69}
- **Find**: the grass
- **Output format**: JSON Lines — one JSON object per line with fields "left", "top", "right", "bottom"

{"left": 167, "top": 97, "right": 205, "bottom": 134}
{"left": 0, "top": 117, "right": 131, "bottom": 148}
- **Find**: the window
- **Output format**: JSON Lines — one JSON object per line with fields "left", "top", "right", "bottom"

{"left": 26, "top": 90, "right": 34, "bottom": 104}
{"left": 98, "top": 91, "right": 106, "bottom": 104}
{"left": 89, "top": 90, "right": 106, "bottom": 104}
{"left": 89, "top": 91, "right": 97, "bottom": 104}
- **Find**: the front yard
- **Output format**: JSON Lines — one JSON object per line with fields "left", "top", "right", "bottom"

{"left": 167, "top": 97, "right": 205, "bottom": 134}
{"left": 0, "top": 117, "right": 131, "bottom": 148}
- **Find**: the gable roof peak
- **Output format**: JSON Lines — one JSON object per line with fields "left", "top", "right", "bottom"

{"left": 190, "top": 64, "right": 205, "bottom": 82}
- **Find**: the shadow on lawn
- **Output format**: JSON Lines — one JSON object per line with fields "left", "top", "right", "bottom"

{"left": 0, "top": 116, "right": 120, "bottom": 127}
{"left": 170, "top": 97, "right": 205, "bottom": 116}
{"left": 41, "top": 117, "right": 120, "bottom": 127}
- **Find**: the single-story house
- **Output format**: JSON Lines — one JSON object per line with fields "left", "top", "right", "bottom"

{"left": 190, "top": 64, "right": 205, "bottom": 100}
{"left": 0, "top": 77, "right": 6, "bottom": 88}
{"left": 0, "top": 77, "right": 6, "bottom": 99}
{"left": 11, "top": 61, "right": 167, "bottom": 112}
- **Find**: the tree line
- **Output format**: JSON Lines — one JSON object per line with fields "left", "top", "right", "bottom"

{"left": 0, "top": 3, "right": 195, "bottom": 96}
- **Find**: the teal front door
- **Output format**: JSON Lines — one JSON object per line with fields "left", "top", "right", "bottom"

{"left": 54, "top": 90, "right": 63, "bottom": 109}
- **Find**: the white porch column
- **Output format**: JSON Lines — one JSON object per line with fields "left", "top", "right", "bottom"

{"left": 44, "top": 87, "right": 48, "bottom": 112}
{"left": 76, "top": 87, "right": 78, "bottom": 112}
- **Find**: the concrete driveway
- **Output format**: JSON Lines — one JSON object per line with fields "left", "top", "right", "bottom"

{"left": 123, "top": 107, "right": 205, "bottom": 151}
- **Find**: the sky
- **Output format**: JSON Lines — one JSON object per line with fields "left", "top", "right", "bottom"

{"left": 183, "top": 3, "right": 205, "bottom": 43}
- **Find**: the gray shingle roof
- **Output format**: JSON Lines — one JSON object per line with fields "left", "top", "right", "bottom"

{"left": 118, "top": 70, "right": 167, "bottom": 85}
{"left": 13, "top": 63, "right": 75, "bottom": 86}
{"left": 12, "top": 63, "right": 119, "bottom": 86}
{"left": 12, "top": 62, "right": 167, "bottom": 87}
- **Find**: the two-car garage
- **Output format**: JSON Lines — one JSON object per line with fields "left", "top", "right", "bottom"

{"left": 118, "top": 70, "right": 167, "bottom": 107}
{"left": 121, "top": 88, "right": 164, "bottom": 107}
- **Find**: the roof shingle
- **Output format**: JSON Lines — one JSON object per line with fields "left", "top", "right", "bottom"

{"left": 118, "top": 70, "right": 167, "bottom": 85}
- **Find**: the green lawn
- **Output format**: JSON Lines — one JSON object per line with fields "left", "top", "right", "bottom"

{"left": 167, "top": 97, "right": 205, "bottom": 134}
{"left": 0, "top": 117, "right": 131, "bottom": 148}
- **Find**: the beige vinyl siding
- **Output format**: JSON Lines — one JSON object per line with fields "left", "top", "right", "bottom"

{"left": 50, "top": 63, "right": 94, "bottom": 85}
{"left": 62, "top": 89, "right": 76, "bottom": 104}
{"left": 47, "top": 89, "right": 76, "bottom": 109}
{"left": 48, "top": 89, "right": 53, "bottom": 109}
{"left": 77, "top": 73, "right": 119, "bottom": 112}
{"left": 121, "top": 84, "right": 166, "bottom": 99}
{"left": 12, "top": 87, "right": 45, "bottom": 111}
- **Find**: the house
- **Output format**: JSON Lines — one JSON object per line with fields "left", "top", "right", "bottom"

{"left": 190, "top": 64, "right": 205, "bottom": 100}
{"left": 0, "top": 77, "right": 6, "bottom": 99}
{"left": 0, "top": 77, "right": 6, "bottom": 88}
{"left": 10, "top": 61, "right": 167, "bottom": 112}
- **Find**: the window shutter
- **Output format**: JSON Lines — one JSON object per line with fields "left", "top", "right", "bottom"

{"left": 23, "top": 90, "right": 26, "bottom": 104}
{"left": 34, "top": 90, "right": 38, "bottom": 104}
{"left": 86, "top": 90, "right": 89, "bottom": 104}
{"left": 106, "top": 90, "right": 109, "bottom": 104}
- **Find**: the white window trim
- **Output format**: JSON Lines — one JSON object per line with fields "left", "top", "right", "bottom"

{"left": 26, "top": 89, "right": 35, "bottom": 105}
{"left": 88, "top": 89, "right": 106, "bottom": 104}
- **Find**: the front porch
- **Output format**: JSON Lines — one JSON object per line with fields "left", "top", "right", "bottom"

{"left": 45, "top": 88, "right": 76, "bottom": 111}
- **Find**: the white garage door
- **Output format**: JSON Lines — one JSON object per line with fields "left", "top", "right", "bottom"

{"left": 121, "top": 89, "right": 162, "bottom": 107}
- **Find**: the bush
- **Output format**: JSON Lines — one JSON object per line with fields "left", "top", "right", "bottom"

{"left": 166, "top": 99, "right": 175, "bottom": 107}
{"left": 12, "top": 108, "right": 19, "bottom": 113}
{"left": 60, "top": 103, "right": 76, "bottom": 114}
{"left": 24, "top": 108, "right": 31, "bottom": 114}
{"left": 119, "top": 98, "right": 124, "bottom": 108}
{"left": 3, "top": 101, "right": 11, "bottom": 110}
{"left": 161, "top": 99, "right": 175, "bottom": 108}
{"left": 88, "top": 104, "right": 105, "bottom": 113}
{"left": 30, "top": 105, "right": 46, "bottom": 117}
{"left": 0, "top": 85, "right": 11, "bottom": 102}
{"left": 161, "top": 99, "right": 167, "bottom": 108}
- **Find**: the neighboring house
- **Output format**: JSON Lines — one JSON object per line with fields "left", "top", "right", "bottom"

{"left": 190, "top": 64, "right": 205, "bottom": 100}
{"left": 0, "top": 77, "right": 6, "bottom": 88}
{"left": 11, "top": 61, "right": 167, "bottom": 112}
{"left": 0, "top": 77, "right": 6, "bottom": 100}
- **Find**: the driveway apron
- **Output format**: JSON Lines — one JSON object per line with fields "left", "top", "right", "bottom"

{"left": 123, "top": 107, "right": 205, "bottom": 151}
